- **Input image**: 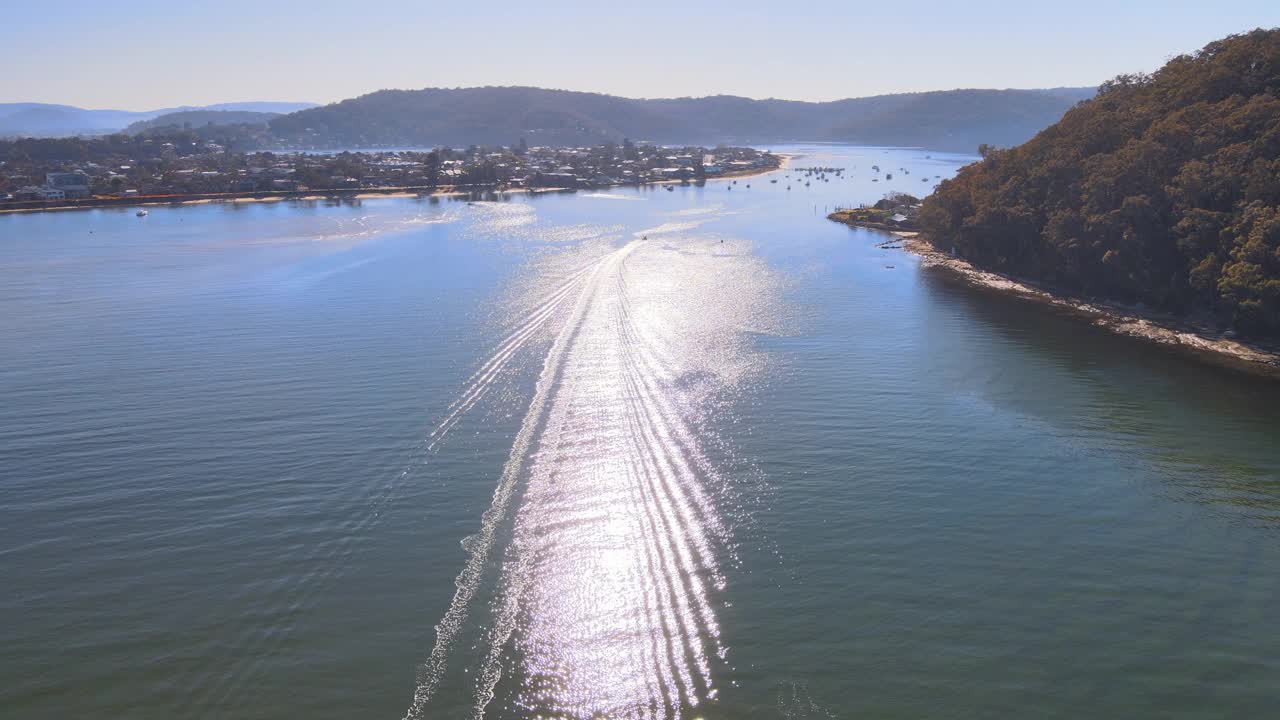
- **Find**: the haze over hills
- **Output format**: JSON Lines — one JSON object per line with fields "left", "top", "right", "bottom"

{"left": 1, "top": 87, "right": 1092, "bottom": 151}
{"left": 124, "top": 110, "right": 282, "bottom": 134}
{"left": 0, "top": 102, "right": 317, "bottom": 137}
{"left": 266, "top": 86, "right": 1096, "bottom": 152}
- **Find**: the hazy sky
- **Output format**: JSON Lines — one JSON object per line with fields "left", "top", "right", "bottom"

{"left": 4, "top": 0, "right": 1278, "bottom": 109}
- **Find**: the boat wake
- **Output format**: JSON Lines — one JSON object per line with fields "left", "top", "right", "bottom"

{"left": 185, "top": 241, "right": 604, "bottom": 716}
{"left": 405, "top": 234, "right": 780, "bottom": 719}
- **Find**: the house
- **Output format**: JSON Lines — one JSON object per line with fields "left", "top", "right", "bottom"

{"left": 533, "top": 172, "right": 577, "bottom": 188}
{"left": 45, "top": 171, "right": 91, "bottom": 199}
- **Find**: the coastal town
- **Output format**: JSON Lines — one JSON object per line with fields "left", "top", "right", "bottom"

{"left": 0, "top": 133, "right": 781, "bottom": 211}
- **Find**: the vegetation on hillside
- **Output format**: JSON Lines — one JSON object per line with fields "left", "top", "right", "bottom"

{"left": 920, "top": 29, "right": 1280, "bottom": 338}
{"left": 267, "top": 86, "right": 1091, "bottom": 151}
{"left": 125, "top": 110, "right": 279, "bottom": 134}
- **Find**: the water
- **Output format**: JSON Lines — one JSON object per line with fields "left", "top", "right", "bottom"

{"left": 2, "top": 146, "right": 1278, "bottom": 719}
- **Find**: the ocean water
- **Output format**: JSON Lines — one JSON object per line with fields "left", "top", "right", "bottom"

{"left": 2, "top": 146, "right": 1278, "bottom": 719}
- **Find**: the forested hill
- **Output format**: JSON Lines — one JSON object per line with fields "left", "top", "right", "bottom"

{"left": 920, "top": 29, "right": 1280, "bottom": 339}
{"left": 266, "top": 86, "right": 1091, "bottom": 151}
{"left": 125, "top": 110, "right": 279, "bottom": 134}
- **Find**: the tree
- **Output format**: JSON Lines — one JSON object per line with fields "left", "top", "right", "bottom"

{"left": 425, "top": 150, "right": 441, "bottom": 187}
{"left": 920, "top": 29, "right": 1280, "bottom": 338}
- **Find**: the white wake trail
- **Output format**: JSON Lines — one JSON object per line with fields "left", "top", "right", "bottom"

{"left": 195, "top": 255, "right": 603, "bottom": 715}
{"left": 403, "top": 243, "right": 640, "bottom": 720}
{"left": 404, "top": 233, "right": 773, "bottom": 720}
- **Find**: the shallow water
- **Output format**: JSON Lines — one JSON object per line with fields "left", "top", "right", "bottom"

{"left": 2, "top": 146, "right": 1278, "bottom": 719}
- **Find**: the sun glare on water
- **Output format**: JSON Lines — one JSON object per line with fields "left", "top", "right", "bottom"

{"left": 404, "top": 223, "right": 782, "bottom": 719}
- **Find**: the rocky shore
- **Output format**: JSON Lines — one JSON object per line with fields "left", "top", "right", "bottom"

{"left": 830, "top": 215, "right": 1280, "bottom": 379}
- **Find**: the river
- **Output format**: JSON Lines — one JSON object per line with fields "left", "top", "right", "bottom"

{"left": 2, "top": 145, "right": 1278, "bottom": 719}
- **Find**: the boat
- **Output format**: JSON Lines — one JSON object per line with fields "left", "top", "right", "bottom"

{"left": 136, "top": 210, "right": 148, "bottom": 217}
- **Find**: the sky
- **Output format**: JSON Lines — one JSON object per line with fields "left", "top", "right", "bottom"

{"left": 4, "top": 0, "right": 1278, "bottom": 109}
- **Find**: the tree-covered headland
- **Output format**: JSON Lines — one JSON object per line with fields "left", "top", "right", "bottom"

{"left": 920, "top": 29, "right": 1280, "bottom": 338}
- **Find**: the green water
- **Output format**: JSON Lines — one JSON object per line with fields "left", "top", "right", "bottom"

{"left": 2, "top": 146, "right": 1278, "bottom": 719}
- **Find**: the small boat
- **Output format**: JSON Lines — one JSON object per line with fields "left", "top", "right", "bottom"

{"left": 136, "top": 210, "right": 148, "bottom": 217}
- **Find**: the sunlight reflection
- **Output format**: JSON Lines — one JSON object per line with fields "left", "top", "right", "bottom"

{"left": 408, "top": 232, "right": 783, "bottom": 720}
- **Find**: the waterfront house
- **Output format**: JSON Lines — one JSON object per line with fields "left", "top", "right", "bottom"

{"left": 45, "top": 171, "right": 91, "bottom": 199}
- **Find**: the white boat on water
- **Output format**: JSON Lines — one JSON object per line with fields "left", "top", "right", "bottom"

{"left": 136, "top": 210, "right": 148, "bottom": 217}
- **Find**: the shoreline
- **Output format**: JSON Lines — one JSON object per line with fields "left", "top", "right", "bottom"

{"left": 833, "top": 218, "right": 1280, "bottom": 379}
{"left": 0, "top": 154, "right": 790, "bottom": 216}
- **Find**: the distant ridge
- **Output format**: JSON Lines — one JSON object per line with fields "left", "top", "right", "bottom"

{"left": 125, "top": 110, "right": 281, "bottom": 134}
{"left": 267, "top": 86, "right": 1095, "bottom": 152}
{"left": 0, "top": 102, "right": 317, "bottom": 137}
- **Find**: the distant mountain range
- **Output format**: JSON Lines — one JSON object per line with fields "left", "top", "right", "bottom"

{"left": 0, "top": 102, "right": 317, "bottom": 137}
{"left": 2, "top": 86, "right": 1096, "bottom": 152}
{"left": 267, "top": 86, "right": 1097, "bottom": 152}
